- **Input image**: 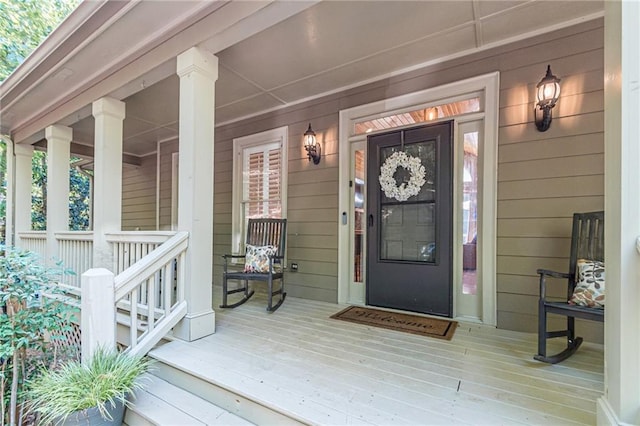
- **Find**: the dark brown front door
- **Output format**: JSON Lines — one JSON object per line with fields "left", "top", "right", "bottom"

{"left": 366, "top": 122, "right": 453, "bottom": 317}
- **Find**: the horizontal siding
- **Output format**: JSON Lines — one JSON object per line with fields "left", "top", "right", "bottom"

{"left": 499, "top": 153, "right": 603, "bottom": 182}
{"left": 288, "top": 234, "right": 337, "bottom": 250}
{"left": 211, "top": 131, "right": 233, "bottom": 289}
{"left": 498, "top": 175, "right": 603, "bottom": 200}
{"left": 497, "top": 237, "right": 571, "bottom": 258}
{"left": 499, "top": 217, "right": 574, "bottom": 238}
{"left": 499, "top": 111, "right": 604, "bottom": 146}
{"left": 158, "top": 139, "right": 178, "bottom": 230}
{"left": 494, "top": 20, "right": 604, "bottom": 340}
{"left": 497, "top": 196, "right": 603, "bottom": 218}
{"left": 122, "top": 155, "right": 156, "bottom": 230}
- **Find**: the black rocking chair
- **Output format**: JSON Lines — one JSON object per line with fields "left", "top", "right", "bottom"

{"left": 535, "top": 211, "right": 604, "bottom": 364}
{"left": 221, "top": 218, "right": 287, "bottom": 312}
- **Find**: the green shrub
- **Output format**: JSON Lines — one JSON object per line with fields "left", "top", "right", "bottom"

{"left": 0, "top": 245, "right": 77, "bottom": 425}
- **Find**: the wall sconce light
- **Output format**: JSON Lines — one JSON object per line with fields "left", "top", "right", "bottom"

{"left": 534, "top": 65, "right": 561, "bottom": 132}
{"left": 304, "top": 123, "right": 321, "bottom": 164}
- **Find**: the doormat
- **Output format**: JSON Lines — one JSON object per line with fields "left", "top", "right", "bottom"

{"left": 330, "top": 306, "right": 457, "bottom": 340}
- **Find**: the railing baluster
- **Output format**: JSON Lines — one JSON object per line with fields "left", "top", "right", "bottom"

{"left": 147, "top": 276, "right": 155, "bottom": 332}
{"left": 155, "top": 268, "right": 162, "bottom": 312}
{"left": 178, "top": 251, "right": 186, "bottom": 302}
{"left": 163, "top": 262, "right": 172, "bottom": 314}
{"left": 117, "top": 243, "right": 124, "bottom": 275}
{"left": 130, "top": 287, "right": 138, "bottom": 348}
{"left": 135, "top": 243, "right": 142, "bottom": 266}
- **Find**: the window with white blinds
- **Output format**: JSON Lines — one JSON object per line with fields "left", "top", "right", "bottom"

{"left": 232, "top": 127, "right": 288, "bottom": 253}
{"left": 243, "top": 143, "right": 281, "bottom": 220}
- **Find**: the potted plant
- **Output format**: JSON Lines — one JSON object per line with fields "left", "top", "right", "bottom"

{"left": 29, "top": 347, "right": 151, "bottom": 425}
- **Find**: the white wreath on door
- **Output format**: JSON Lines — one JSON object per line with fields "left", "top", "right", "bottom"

{"left": 378, "top": 151, "right": 426, "bottom": 202}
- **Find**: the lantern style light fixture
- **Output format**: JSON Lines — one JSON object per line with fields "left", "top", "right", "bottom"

{"left": 534, "top": 65, "right": 561, "bottom": 132}
{"left": 425, "top": 107, "right": 439, "bottom": 121}
{"left": 303, "top": 123, "right": 321, "bottom": 164}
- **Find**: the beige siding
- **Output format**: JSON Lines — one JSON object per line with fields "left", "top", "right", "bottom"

{"left": 141, "top": 19, "right": 604, "bottom": 338}
{"left": 158, "top": 139, "right": 178, "bottom": 230}
{"left": 494, "top": 22, "right": 604, "bottom": 340}
{"left": 122, "top": 154, "right": 157, "bottom": 230}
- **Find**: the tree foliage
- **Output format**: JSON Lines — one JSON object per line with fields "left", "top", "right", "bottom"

{"left": 31, "top": 151, "right": 47, "bottom": 231}
{"left": 0, "top": 140, "right": 6, "bottom": 236}
{"left": 0, "top": 0, "right": 80, "bottom": 82}
{"left": 30, "top": 152, "right": 92, "bottom": 232}
{"left": 69, "top": 164, "right": 91, "bottom": 231}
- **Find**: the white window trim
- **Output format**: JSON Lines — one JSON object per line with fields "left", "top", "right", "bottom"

{"left": 231, "top": 126, "right": 288, "bottom": 254}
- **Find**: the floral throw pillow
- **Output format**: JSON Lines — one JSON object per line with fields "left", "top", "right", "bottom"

{"left": 244, "top": 244, "right": 278, "bottom": 273}
{"left": 569, "top": 259, "right": 605, "bottom": 308}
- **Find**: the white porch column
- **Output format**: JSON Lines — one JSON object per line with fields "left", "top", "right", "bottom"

{"left": 174, "top": 47, "right": 217, "bottom": 340}
{"left": 4, "top": 138, "right": 14, "bottom": 247}
{"left": 14, "top": 143, "right": 33, "bottom": 248}
{"left": 599, "top": 1, "right": 640, "bottom": 425}
{"left": 92, "top": 98, "right": 125, "bottom": 270}
{"left": 45, "top": 125, "right": 72, "bottom": 262}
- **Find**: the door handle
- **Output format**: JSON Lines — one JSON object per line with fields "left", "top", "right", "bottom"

{"left": 368, "top": 214, "right": 374, "bottom": 227}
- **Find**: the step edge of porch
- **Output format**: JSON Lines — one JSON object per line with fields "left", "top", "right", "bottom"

{"left": 148, "top": 343, "right": 307, "bottom": 426}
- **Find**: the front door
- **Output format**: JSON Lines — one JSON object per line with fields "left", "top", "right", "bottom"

{"left": 366, "top": 122, "right": 453, "bottom": 316}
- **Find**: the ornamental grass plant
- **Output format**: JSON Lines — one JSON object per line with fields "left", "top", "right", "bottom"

{"left": 29, "top": 348, "right": 151, "bottom": 425}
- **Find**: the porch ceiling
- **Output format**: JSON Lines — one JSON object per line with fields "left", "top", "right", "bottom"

{"left": 1, "top": 0, "right": 603, "bottom": 158}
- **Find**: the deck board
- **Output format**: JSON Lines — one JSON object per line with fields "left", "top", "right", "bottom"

{"left": 151, "top": 296, "right": 603, "bottom": 425}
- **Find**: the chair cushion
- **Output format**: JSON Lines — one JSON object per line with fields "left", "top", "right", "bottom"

{"left": 569, "top": 259, "right": 605, "bottom": 308}
{"left": 244, "top": 244, "right": 278, "bottom": 273}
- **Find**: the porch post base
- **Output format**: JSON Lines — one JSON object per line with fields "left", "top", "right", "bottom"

{"left": 597, "top": 396, "right": 635, "bottom": 426}
{"left": 173, "top": 309, "right": 216, "bottom": 341}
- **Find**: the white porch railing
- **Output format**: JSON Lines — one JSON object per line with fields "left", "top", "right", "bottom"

{"left": 16, "top": 231, "right": 47, "bottom": 257}
{"left": 82, "top": 231, "right": 189, "bottom": 361}
{"left": 107, "top": 231, "right": 176, "bottom": 275}
{"left": 17, "top": 231, "right": 93, "bottom": 287}
{"left": 56, "top": 231, "right": 94, "bottom": 287}
{"left": 15, "top": 231, "right": 175, "bottom": 280}
{"left": 15, "top": 230, "right": 188, "bottom": 359}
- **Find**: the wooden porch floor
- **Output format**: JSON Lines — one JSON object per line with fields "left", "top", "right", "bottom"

{"left": 150, "top": 296, "right": 603, "bottom": 425}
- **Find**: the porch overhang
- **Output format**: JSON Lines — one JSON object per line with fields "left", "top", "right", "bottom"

{"left": 0, "top": 0, "right": 318, "bottom": 145}
{"left": 1, "top": 1, "right": 604, "bottom": 150}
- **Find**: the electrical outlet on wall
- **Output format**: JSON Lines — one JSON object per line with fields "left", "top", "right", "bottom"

{"left": 290, "top": 262, "right": 298, "bottom": 271}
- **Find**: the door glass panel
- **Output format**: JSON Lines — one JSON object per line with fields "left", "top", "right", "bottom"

{"left": 354, "top": 150, "right": 365, "bottom": 283}
{"left": 379, "top": 141, "right": 436, "bottom": 262}
{"left": 462, "top": 131, "right": 478, "bottom": 294}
